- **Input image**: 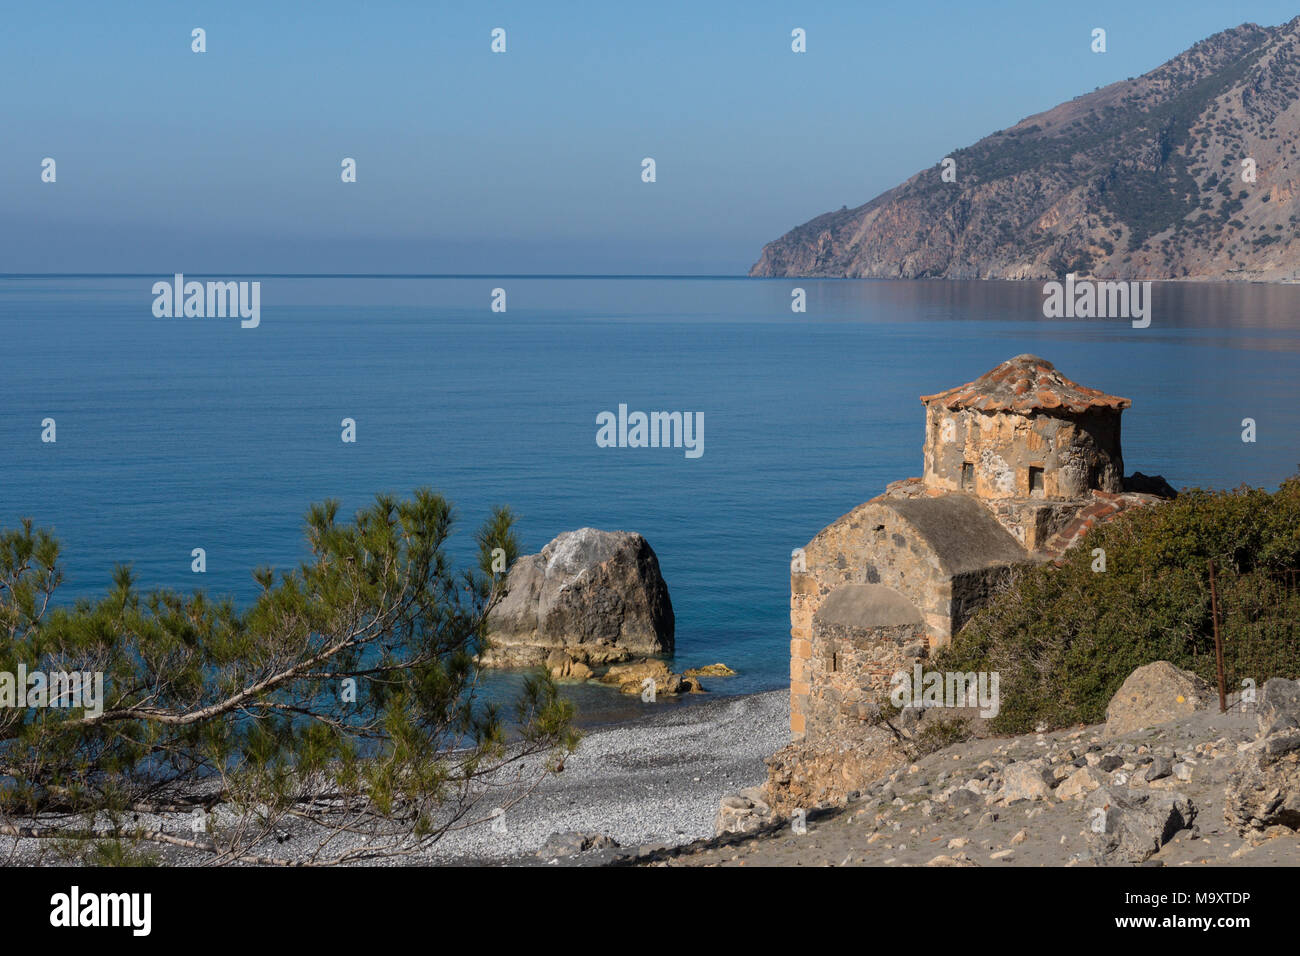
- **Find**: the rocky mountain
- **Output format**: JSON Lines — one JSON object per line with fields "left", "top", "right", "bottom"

{"left": 751, "top": 18, "right": 1300, "bottom": 281}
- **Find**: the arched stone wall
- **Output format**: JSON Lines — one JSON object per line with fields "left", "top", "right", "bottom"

{"left": 807, "top": 583, "right": 925, "bottom": 737}
{"left": 790, "top": 500, "right": 951, "bottom": 737}
{"left": 789, "top": 494, "right": 1031, "bottom": 738}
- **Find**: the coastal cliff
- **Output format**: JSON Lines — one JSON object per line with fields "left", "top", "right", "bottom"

{"left": 751, "top": 18, "right": 1300, "bottom": 282}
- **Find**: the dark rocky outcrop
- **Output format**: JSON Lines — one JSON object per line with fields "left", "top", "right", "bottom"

{"left": 1123, "top": 472, "right": 1178, "bottom": 498}
{"left": 1226, "top": 677, "right": 1300, "bottom": 835}
{"left": 752, "top": 18, "right": 1300, "bottom": 282}
{"left": 1085, "top": 787, "right": 1197, "bottom": 864}
{"left": 1256, "top": 675, "right": 1300, "bottom": 735}
{"left": 482, "top": 528, "right": 674, "bottom": 667}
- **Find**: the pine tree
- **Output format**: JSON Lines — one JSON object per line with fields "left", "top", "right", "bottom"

{"left": 0, "top": 490, "right": 576, "bottom": 864}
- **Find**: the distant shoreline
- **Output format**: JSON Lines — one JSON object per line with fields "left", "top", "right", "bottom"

{"left": 4, "top": 273, "right": 1299, "bottom": 283}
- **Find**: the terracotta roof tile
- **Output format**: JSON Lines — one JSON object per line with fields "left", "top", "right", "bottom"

{"left": 1042, "top": 491, "right": 1165, "bottom": 562}
{"left": 920, "top": 354, "right": 1131, "bottom": 415}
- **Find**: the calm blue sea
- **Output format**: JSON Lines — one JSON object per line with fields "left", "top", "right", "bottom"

{"left": 3, "top": 276, "right": 1300, "bottom": 722}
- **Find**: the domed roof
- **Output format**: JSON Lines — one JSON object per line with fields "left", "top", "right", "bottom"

{"left": 920, "top": 354, "right": 1131, "bottom": 415}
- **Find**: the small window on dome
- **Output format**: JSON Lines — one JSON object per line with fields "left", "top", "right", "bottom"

{"left": 1029, "top": 466, "right": 1045, "bottom": 498}
{"left": 960, "top": 462, "right": 975, "bottom": 491}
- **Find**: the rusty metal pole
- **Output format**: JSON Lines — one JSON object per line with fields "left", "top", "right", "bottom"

{"left": 1209, "top": 559, "right": 1226, "bottom": 714}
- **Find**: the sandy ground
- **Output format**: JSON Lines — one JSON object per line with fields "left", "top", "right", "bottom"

{"left": 642, "top": 705, "right": 1300, "bottom": 868}
{"left": 9, "top": 689, "right": 1297, "bottom": 868}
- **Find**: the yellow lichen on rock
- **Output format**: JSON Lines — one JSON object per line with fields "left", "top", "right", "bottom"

{"left": 683, "top": 663, "right": 735, "bottom": 678}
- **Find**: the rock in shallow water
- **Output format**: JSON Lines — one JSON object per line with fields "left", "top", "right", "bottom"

{"left": 482, "top": 528, "right": 674, "bottom": 667}
{"left": 684, "top": 662, "right": 736, "bottom": 678}
{"left": 599, "top": 658, "right": 704, "bottom": 697}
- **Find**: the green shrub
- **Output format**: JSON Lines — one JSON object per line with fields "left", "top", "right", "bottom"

{"left": 911, "top": 717, "right": 972, "bottom": 757}
{"left": 934, "top": 475, "right": 1300, "bottom": 735}
{"left": 0, "top": 491, "right": 577, "bottom": 865}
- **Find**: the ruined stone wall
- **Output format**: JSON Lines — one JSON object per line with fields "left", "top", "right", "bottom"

{"left": 921, "top": 405, "right": 1124, "bottom": 500}
{"left": 790, "top": 502, "right": 951, "bottom": 738}
{"left": 807, "top": 618, "right": 925, "bottom": 739}
{"left": 984, "top": 499, "right": 1085, "bottom": 552}
{"left": 950, "top": 566, "right": 1021, "bottom": 634}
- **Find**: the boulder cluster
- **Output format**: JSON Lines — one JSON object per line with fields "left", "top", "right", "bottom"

{"left": 711, "top": 662, "right": 1300, "bottom": 866}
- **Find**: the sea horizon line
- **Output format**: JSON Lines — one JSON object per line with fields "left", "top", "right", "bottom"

{"left": 0, "top": 272, "right": 762, "bottom": 281}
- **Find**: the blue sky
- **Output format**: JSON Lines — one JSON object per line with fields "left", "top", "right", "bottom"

{"left": 4, "top": 0, "right": 1298, "bottom": 274}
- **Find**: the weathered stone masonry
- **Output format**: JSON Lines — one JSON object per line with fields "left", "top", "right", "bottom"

{"left": 790, "top": 355, "right": 1168, "bottom": 740}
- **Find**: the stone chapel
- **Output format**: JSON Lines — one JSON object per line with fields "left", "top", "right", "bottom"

{"left": 788, "top": 354, "right": 1172, "bottom": 740}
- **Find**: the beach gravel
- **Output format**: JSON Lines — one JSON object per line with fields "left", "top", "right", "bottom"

{"left": 431, "top": 689, "right": 789, "bottom": 864}
{"left": 0, "top": 689, "right": 788, "bottom": 867}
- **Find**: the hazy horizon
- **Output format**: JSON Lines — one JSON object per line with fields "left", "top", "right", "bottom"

{"left": 7, "top": 0, "right": 1300, "bottom": 274}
